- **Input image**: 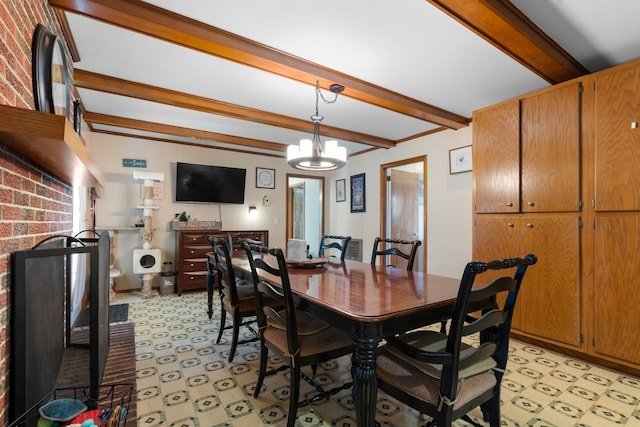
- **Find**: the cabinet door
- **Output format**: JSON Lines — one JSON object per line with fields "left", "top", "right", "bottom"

{"left": 474, "top": 215, "right": 581, "bottom": 346}
{"left": 521, "top": 83, "right": 581, "bottom": 212}
{"left": 518, "top": 216, "right": 581, "bottom": 347}
{"left": 594, "top": 216, "right": 640, "bottom": 364}
{"left": 595, "top": 64, "right": 640, "bottom": 211}
{"left": 473, "top": 100, "right": 520, "bottom": 213}
{"left": 473, "top": 216, "right": 522, "bottom": 328}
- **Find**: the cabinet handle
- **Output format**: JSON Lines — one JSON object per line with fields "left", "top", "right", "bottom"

{"left": 506, "top": 202, "right": 513, "bottom": 207}
{"left": 526, "top": 223, "right": 534, "bottom": 228}
{"left": 527, "top": 201, "right": 535, "bottom": 206}
{"left": 507, "top": 223, "right": 514, "bottom": 228}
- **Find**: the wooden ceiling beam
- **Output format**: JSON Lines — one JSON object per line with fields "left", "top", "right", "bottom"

{"left": 83, "top": 112, "right": 288, "bottom": 153}
{"left": 74, "top": 70, "right": 396, "bottom": 149}
{"left": 50, "top": 0, "right": 469, "bottom": 130}
{"left": 427, "top": 0, "right": 589, "bottom": 84}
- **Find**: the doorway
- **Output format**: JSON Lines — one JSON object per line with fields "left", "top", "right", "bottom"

{"left": 380, "top": 156, "right": 426, "bottom": 272}
{"left": 286, "top": 174, "right": 325, "bottom": 257}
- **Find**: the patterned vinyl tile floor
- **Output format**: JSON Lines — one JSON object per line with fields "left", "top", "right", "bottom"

{"left": 118, "top": 291, "right": 640, "bottom": 426}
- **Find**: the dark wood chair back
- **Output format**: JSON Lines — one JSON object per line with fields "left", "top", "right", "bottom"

{"left": 208, "top": 236, "right": 238, "bottom": 303}
{"left": 242, "top": 242, "right": 354, "bottom": 427}
{"left": 227, "top": 231, "right": 263, "bottom": 258}
{"left": 318, "top": 234, "right": 351, "bottom": 261}
{"left": 370, "top": 237, "right": 422, "bottom": 270}
{"left": 241, "top": 243, "right": 300, "bottom": 353}
{"left": 377, "top": 254, "right": 537, "bottom": 426}
{"left": 206, "top": 235, "right": 260, "bottom": 362}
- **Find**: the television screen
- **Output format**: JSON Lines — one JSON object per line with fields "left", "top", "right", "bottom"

{"left": 175, "top": 162, "right": 246, "bottom": 204}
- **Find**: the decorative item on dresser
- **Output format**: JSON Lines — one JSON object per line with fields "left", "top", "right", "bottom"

{"left": 175, "top": 229, "right": 268, "bottom": 295}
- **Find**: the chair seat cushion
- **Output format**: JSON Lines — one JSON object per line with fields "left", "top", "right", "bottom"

{"left": 377, "top": 345, "right": 497, "bottom": 410}
{"left": 264, "top": 317, "right": 353, "bottom": 358}
{"left": 264, "top": 307, "right": 330, "bottom": 335}
{"left": 385, "top": 330, "right": 497, "bottom": 380}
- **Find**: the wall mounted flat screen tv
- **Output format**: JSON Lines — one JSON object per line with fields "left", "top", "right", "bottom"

{"left": 175, "top": 162, "right": 246, "bottom": 204}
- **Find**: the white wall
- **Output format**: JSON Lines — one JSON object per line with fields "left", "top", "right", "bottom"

{"left": 325, "top": 126, "right": 473, "bottom": 278}
{"left": 88, "top": 134, "right": 288, "bottom": 290}
{"left": 88, "top": 125, "right": 473, "bottom": 290}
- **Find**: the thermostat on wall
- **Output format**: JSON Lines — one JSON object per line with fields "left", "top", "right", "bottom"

{"left": 262, "top": 195, "right": 271, "bottom": 206}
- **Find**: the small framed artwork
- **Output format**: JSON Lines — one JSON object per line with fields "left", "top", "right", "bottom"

{"left": 256, "top": 167, "right": 275, "bottom": 189}
{"left": 350, "top": 173, "right": 366, "bottom": 213}
{"left": 449, "top": 145, "right": 472, "bottom": 174}
{"left": 336, "top": 179, "right": 346, "bottom": 202}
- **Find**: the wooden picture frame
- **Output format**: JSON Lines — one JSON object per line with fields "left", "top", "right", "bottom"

{"left": 449, "top": 145, "right": 472, "bottom": 174}
{"left": 336, "top": 178, "right": 346, "bottom": 202}
{"left": 350, "top": 173, "right": 366, "bottom": 213}
{"left": 256, "top": 167, "right": 275, "bottom": 189}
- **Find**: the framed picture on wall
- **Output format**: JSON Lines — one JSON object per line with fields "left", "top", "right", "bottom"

{"left": 256, "top": 167, "right": 275, "bottom": 189}
{"left": 350, "top": 173, "right": 366, "bottom": 213}
{"left": 449, "top": 145, "right": 472, "bottom": 174}
{"left": 336, "top": 179, "right": 346, "bottom": 202}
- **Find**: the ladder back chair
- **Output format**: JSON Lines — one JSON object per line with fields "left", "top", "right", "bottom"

{"left": 376, "top": 254, "right": 537, "bottom": 427}
{"left": 207, "top": 236, "right": 263, "bottom": 362}
{"left": 371, "top": 237, "right": 422, "bottom": 271}
{"left": 318, "top": 234, "right": 351, "bottom": 261}
{"left": 227, "top": 231, "right": 264, "bottom": 258}
{"left": 242, "top": 242, "right": 354, "bottom": 427}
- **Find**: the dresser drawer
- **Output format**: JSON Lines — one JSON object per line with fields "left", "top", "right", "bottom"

{"left": 180, "top": 271, "right": 207, "bottom": 291}
{"left": 183, "top": 244, "right": 210, "bottom": 258}
{"left": 182, "top": 233, "right": 211, "bottom": 244}
{"left": 182, "top": 258, "right": 207, "bottom": 272}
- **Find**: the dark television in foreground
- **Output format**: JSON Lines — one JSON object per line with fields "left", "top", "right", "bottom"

{"left": 176, "top": 162, "right": 246, "bottom": 204}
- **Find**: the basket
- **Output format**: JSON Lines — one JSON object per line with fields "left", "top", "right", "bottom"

{"left": 9, "top": 384, "right": 133, "bottom": 427}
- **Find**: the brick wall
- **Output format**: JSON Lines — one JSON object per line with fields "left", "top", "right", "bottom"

{"left": 0, "top": 1, "right": 74, "bottom": 424}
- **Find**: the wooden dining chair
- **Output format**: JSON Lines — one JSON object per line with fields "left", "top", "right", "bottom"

{"left": 206, "top": 236, "right": 262, "bottom": 362}
{"left": 370, "top": 237, "right": 422, "bottom": 270}
{"left": 376, "top": 254, "right": 537, "bottom": 427}
{"left": 242, "top": 242, "right": 354, "bottom": 427}
{"left": 318, "top": 234, "right": 351, "bottom": 260}
{"left": 227, "top": 231, "right": 264, "bottom": 258}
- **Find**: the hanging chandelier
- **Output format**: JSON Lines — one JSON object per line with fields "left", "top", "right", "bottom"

{"left": 287, "top": 81, "right": 347, "bottom": 171}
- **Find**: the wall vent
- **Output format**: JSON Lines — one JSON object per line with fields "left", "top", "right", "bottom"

{"left": 345, "top": 238, "right": 363, "bottom": 262}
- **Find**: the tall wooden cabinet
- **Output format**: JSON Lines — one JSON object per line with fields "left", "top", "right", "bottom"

{"left": 473, "top": 57, "right": 640, "bottom": 374}
{"left": 175, "top": 229, "right": 268, "bottom": 295}
{"left": 590, "top": 60, "right": 640, "bottom": 367}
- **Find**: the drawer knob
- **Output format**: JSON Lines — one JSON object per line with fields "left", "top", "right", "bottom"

{"left": 506, "top": 202, "right": 513, "bottom": 207}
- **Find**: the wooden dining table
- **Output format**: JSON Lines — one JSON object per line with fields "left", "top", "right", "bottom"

{"left": 225, "top": 256, "right": 463, "bottom": 427}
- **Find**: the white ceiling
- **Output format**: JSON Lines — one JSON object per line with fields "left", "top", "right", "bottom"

{"left": 55, "top": 0, "right": 640, "bottom": 160}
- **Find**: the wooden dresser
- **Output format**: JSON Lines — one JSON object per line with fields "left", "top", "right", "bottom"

{"left": 175, "top": 229, "right": 268, "bottom": 295}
